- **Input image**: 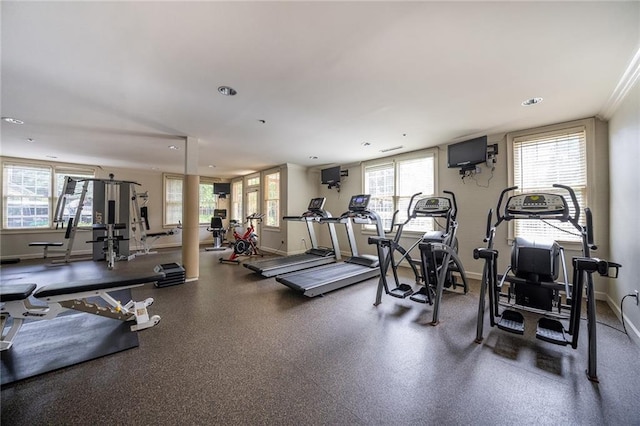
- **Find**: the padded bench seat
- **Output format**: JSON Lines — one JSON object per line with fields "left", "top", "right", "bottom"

{"left": 29, "top": 242, "right": 64, "bottom": 258}
{"left": 0, "top": 283, "right": 37, "bottom": 302}
{"left": 34, "top": 272, "right": 165, "bottom": 298}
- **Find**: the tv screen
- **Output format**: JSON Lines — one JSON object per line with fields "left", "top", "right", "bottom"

{"left": 213, "top": 182, "right": 231, "bottom": 195}
{"left": 321, "top": 166, "right": 341, "bottom": 185}
{"left": 447, "top": 136, "right": 487, "bottom": 169}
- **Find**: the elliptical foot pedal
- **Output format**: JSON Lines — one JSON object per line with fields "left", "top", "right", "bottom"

{"left": 409, "top": 286, "right": 432, "bottom": 305}
{"left": 536, "top": 318, "right": 568, "bottom": 346}
{"left": 497, "top": 310, "right": 525, "bottom": 334}
{"left": 389, "top": 284, "right": 413, "bottom": 299}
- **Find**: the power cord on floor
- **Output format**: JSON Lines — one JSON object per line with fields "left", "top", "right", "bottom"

{"left": 584, "top": 292, "right": 640, "bottom": 336}
{"left": 620, "top": 292, "right": 640, "bottom": 336}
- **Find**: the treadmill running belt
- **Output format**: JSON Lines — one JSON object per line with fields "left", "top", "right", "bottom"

{"left": 276, "top": 262, "right": 379, "bottom": 297}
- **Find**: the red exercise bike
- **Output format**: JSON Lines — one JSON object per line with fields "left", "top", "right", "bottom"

{"left": 219, "top": 213, "right": 264, "bottom": 264}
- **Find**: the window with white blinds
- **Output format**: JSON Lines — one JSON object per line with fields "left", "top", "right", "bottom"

{"left": 512, "top": 127, "right": 587, "bottom": 242}
{"left": 363, "top": 150, "right": 436, "bottom": 233}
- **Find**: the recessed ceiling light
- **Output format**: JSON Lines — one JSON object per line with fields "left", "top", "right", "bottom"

{"left": 168, "top": 145, "right": 179, "bottom": 150}
{"left": 46, "top": 155, "right": 58, "bottom": 159}
{"left": 151, "top": 167, "right": 159, "bottom": 171}
{"left": 258, "top": 119, "right": 266, "bottom": 124}
{"left": 26, "top": 138, "right": 34, "bottom": 142}
{"left": 361, "top": 142, "right": 371, "bottom": 147}
{"left": 309, "top": 156, "right": 318, "bottom": 160}
{"left": 521, "top": 97, "right": 543, "bottom": 106}
{"left": 208, "top": 165, "right": 216, "bottom": 168}
{"left": 218, "top": 86, "right": 237, "bottom": 96}
{"left": 2, "top": 117, "right": 24, "bottom": 125}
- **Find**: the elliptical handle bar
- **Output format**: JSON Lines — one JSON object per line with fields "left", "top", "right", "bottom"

{"left": 496, "top": 186, "right": 517, "bottom": 225}
{"left": 484, "top": 209, "right": 493, "bottom": 242}
{"left": 553, "top": 183, "right": 580, "bottom": 226}
{"left": 407, "top": 192, "right": 422, "bottom": 220}
{"left": 443, "top": 190, "right": 457, "bottom": 221}
{"left": 385, "top": 191, "right": 422, "bottom": 234}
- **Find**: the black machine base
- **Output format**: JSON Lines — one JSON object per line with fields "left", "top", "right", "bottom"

{"left": 154, "top": 263, "right": 186, "bottom": 288}
{"left": 536, "top": 317, "right": 569, "bottom": 346}
{"left": 389, "top": 284, "right": 414, "bottom": 298}
{"left": 496, "top": 310, "right": 525, "bottom": 334}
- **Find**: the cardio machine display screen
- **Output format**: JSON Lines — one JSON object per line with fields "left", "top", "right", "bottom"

{"left": 348, "top": 194, "right": 371, "bottom": 211}
{"left": 307, "top": 198, "right": 326, "bottom": 210}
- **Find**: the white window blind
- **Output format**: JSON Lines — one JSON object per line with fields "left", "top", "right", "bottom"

{"left": 164, "top": 175, "right": 183, "bottom": 226}
{"left": 231, "top": 180, "right": 243, "bottom": 221}
{"left": 512, "top": 128, "right": 587, "bottom": 242}
{"left": 264, "top": 171, "right": 280, "bottom": 227}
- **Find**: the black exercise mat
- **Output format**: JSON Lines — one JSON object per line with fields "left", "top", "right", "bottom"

{"left": 1, "top": 297, "right": 139, "bottom": 385}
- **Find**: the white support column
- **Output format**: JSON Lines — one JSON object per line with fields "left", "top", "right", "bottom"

{"left": 183, "top": 136, "right": 200, "bottom": 280}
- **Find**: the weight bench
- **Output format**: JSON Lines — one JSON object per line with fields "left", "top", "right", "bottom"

{"left": 29, "top": 241, "right": 64, "bottom": 258}
{"left": 0, "top": 271, "right": 163, "bottom": 351}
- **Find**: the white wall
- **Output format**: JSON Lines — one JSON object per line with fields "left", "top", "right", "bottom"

{"left": 313, "top": 119, "right": 611, "bottom": 292}
{"left": 608, "top": 81, "right": 640, "bottom": 345}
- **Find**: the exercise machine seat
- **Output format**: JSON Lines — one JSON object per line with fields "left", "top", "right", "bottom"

{"left": 511, "top": 237, "right": 560, "bottom": 283}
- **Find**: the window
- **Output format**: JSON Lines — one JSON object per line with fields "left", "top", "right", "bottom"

{"left": 510, "top": 126, "right": 587, "bottom": 243}
{"left": 264, "top": 171, "right": 280, "bottom": 227}
{"left": 363, "top": 150, "right": 436, "bottom": 233}
{"left": 3, "top": 164, "right": 51, "bottom": 229}
{"left": 2, "top": 162, "right": 95, "bottom": 230}
{"left": 164, "top": 175, "right": 183, "bottom": 226}
{"left": 164, "top": 176, "right": 222, "bottom": 226}
{"left": 199, "top": 180, "right": 218, "bottom": 224}
{"left": 231, "top": 180, "right": 243, "bottom": 221}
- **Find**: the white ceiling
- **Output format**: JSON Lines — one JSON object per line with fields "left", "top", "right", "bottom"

{"left": 1, "top": 1, "right": 639, "bottom": 178}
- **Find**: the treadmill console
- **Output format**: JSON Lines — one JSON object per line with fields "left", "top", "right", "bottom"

{"left": 348, "top": 194, "right": 371, "bottom": 212}
{"left": 414, "top": 197, "right": 451, "bottom": 216}
{"left": 505, "top": 193, "right": 568, "bottom": 219}
{"left": 307, "top": 197, "right": 326, "bottom": 211}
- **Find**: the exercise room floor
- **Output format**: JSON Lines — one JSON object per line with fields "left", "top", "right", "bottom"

{"left": 2, "top": 248, "right": 640, "bottom": 425}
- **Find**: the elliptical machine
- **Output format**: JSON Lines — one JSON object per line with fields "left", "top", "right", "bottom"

{"left": 369, "top": 191, "right": 468, "bottom": 325}
{"left": 473, "top": 184, "right": 621, "bottom": 382}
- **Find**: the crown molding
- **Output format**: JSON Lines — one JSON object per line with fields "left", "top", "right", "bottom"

{"left": 599, "top": 46, "right": 640, "bottom": 120}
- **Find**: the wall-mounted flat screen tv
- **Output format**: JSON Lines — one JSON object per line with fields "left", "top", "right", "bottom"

{"left": 213, "top": 182, "right": 231, "bottom": 198}
{"left": 321, "top": 166, "right": 341, "bottom": 186}
{"left": 447, "top": 136, "right": 488, "bottom": 169}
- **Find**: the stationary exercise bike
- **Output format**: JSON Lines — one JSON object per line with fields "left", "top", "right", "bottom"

{"left": 219, "top": 213, "right": 264, "bottom": 264}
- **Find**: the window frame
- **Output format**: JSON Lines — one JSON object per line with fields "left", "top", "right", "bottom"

{"left": 231, "top": 179, "right": 243, "bottom": 222}
{"left": 163, "top": 174, "right": 183, "bottom": 227}
{"left": 198, "top": 178, "right": 219, "bottom": 226}
{"left": 263, "top": 169, "right": 280, "bottom": 229}
{"left": 362, "top": 149, "right": 438, "bottom": 235}
{"left": 506, "top": 118, "right": 595, "bottom": 246}
{"left": 1, "top": 160, "right": 95, "bottom": 231}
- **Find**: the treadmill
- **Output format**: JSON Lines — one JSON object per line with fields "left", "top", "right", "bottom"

{"left": 275, "top": 194, "right": 385, "bottom": 297}
{"left": 243, "top": 198, "right": 341, "bottom": 277}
